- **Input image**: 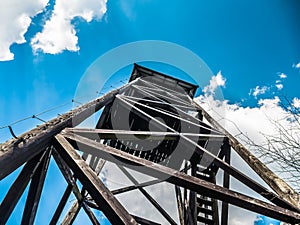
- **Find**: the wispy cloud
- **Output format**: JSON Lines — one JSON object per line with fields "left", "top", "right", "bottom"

{"left": 275, "top": 83, "right": 283, "bottom": 90}
{"left": 273, "top": 72, "right": 287, "bottom": 90}
{"left": 249, "top": 85, "right": 269, "bottom": 98}
{"left": 203, "top": 71, "right": 226, "bottom": 95}
{"left": 0, "top": 0, "right": 48, "bottom": 61}
{"left": 31, "top": 0, "right": 108, "bottom": 54}
{"left": 196, "top": 75, "right": 300, "bottom": 224}
{"left": 278, "top": 72, "right": 287, "bottom": 79}
{"left": 292, "top": 62, "right": 300, "bottom": 69}
{"left": 248, "top": 72, "right": 287, "bottom": 96}
{"left": 293, "top": 97, "right": 300, "bottom": 108}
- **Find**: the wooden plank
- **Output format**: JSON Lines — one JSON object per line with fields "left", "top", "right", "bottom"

{"left": 82, "top": 202, "right": 100, "bottom": 225}
{"left": 61, "top": 201, "right": 81, "bottom": 225}
{"left": 85, "top": 199, "right": 162, "bottom": 225}
{"left": 21, "top": 149, "right": 52, "bottom": 225}
{"left": 182, "top": 135, "right": 299, "bottom": 212}
{"left": 175, "top": 186, "right": 185, "bottom": 225}
{"left": 0, "top": 152, "right": 45, "bottom": 225}
{"left": 0, "top": 81, "right": 134, "bottom": 180}
{"left": 54, "top": 146, "right": 106, "bottom": 223}
{"left": 211, "top": 172, "right": 220, "bottom": 225}
{"left": 69, "top": 129, "right": 297, "bottom": 211}
{"left": 52, "top": 149, "right": 84, "bottom": 224}
{"left": 53, "top": 134, "right": 137, "bottom": 225}
{"left": 114, "top": 94, "right": 297, "bottom": 211}
{"left": 189, "top": 162, "right": 197, "bottom": 224}
{"left": 118, "top": 166, "right": 177, "bottom": 225}
{"left": 221, "top": 139, "right": 230, "bottom": 225}
{"left": 66, "top": 128, "right": 225, "bottom": 141}
{"left": 132, "top": 215, "right": 161, "bottom": 225}
{"left": 61, "top": 200, "right": 81, "bottom": 225}
{"left": 63, "top": 132, "right": 300, "bottom": 224}
{"left": 111, "top": 179, "right": 163, "bottom": 195}
{"left": 52, "top": 150, "right": 82, "bottom": 200}
{"left": 193, "top": 100, "right": 300, "bottom": 209}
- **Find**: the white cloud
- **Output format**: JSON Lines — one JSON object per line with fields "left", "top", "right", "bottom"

{"left": 31, "top": 0, "right": 108, "bottom": 54}
{"left": 275, "top": 83, "right": 283, "bottom": 90}
{"left": 189, "top": 76, "right": 298, "bottom": 223}
{"left": 293, "top": 97, "right": 300, "bottom": 108}
{"left": 278, "top": 73, "right": 287, "bottom": 79}
{"left": 198, "top": 95, "right": 285, "bottom": 140}
{"left": 293, "top": 62, "right": 300, "bottom": 69}
{"left": 0, "top": 0, "right": 48, "bottom": 61}
{"left": 249, "top": 85, "right": 269, "bottom": 97}
{"left": 203, "top": 71, "right": 226, "bottom": 95}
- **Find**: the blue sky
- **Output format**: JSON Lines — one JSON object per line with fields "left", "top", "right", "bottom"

{"left": 1, "top": 0, "right": 300, "bottom": 140}
{"left": 0, "top": 0, "right": 300, "bottom": 224}
{"left": 254, "top": 215, "right": 280, "bottom": 225}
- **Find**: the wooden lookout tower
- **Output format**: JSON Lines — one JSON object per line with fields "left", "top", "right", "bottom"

{"left": 1, "top": 64, "right": 300, "bottom": 224}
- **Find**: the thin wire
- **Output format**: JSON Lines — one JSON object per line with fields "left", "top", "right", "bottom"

{"left": 35, "top": 101, "right": 71, "bottom": 117}
{"left": 0, "top": 116, "right": 33, "bottom": 129}
{"left": 0, "top": 101, "right": 72, "bottom": 130}
{"left": 0, "top": 78, "right": 129, "bottom": 131}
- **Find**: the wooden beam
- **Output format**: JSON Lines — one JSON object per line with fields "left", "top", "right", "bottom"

{"left": 66, "top": 128, "right": 225, "bottom": 141}
{"left": 63, "top": 132, "right": 300, "bottom": 224}
{"left": 21, "top": 149, "right": 52, "bottom": 225}
{"left": 221, "top": 139, "right": 230, "bottom": 225}
{"left": 211, "top": 172, "right": 220, "bottom": 225}
{"left": 52, "top": 149, "right": 85, "bottom": 223}
{"left": 0, "top": 152, "right": 45, "bottom": 225}
{"left": 52, "top": 150, "right": 82, "bottom": 201}
{"left": 193, "top": 100, "right": 300, "bottom": 209}
{"left": 61, "top": 200, "right": 81, "bottom": 225}
{"left": 82, "top": 202, "right": 101, "bottom": 225}
{"left": 181, "top": 135, "right": 299, "bottom": 212}
{"left": 53, "top": 134, "right": 137, "bottom": 225}
{"left": 84, "top": 200, "right": 162, "bottom": 225}
{"left": 53, "top": 147, "right": 106, "bottom": 223}
{"left": 175, "top": 186, "right": 185, "bottom": 225}
{"left": 118, "top": 166, "right": 177, "bottom": 225}
{"left": 132, "top": 215, "right": 161, "bottom": 225}
{"left": 0, "top": 81, "right": 134, "bottom": 180}
{"left": 114, "top": 94, "right": 297, "bottom": 211}
{"left": 50, "top": 184, "right": 73, "bottom": 225}
{"left": 111, "top": 179, "right": 163, "bottom": 195}
{"left": 68, "top": 128, "right": 297, "bottom": 213}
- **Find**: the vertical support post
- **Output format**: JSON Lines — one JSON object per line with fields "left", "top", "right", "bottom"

{"left": 53, "top": 134, "right": 137, "bottom": 225}
{"left": 175, "top": 186, "right": 185, "bottom": 225}
{"left": 52, "top": 149, "right": 99, "bottom": 224}
{"left": 221, "top": 138, "right": 231, "bottom": 225}
{"left": 0, "top": 152, "right": 46, "bottom": 225}
{"left": 21, "top": 149, "right": 52, "bottom": 225}
{"left": 82, "top": 202, "right": 101, "bottom": 225}
{"left": 61, "top": 201, "right": 81, "bottom": 225}
{"left": 211, "top": 171, "right": 220, "bottom": 225}
{"left": 193, "top": 100, "right": 300, "bottom": 209}
{"left": 189, "top": 161, "right": 197, "bottom": 224}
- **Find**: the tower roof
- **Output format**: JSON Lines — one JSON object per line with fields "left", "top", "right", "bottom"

{"left": 129, "top": 63, "right": 199, "bottom": 98}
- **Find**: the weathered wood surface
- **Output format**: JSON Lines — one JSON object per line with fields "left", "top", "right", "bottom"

{"left": 0, "top": 82, "right": 135, "bottom": 180}
{"left": 0, "top": 152, "right": 46, "bottom": 225}
{"left": 53, "top": 134, "right": 137, "bottom": 225}
{"left": 192, "top": 100, "right": 300, "bottom": 209}
{"left": 63, "top": 132, "right": 300, "bottom": 223}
